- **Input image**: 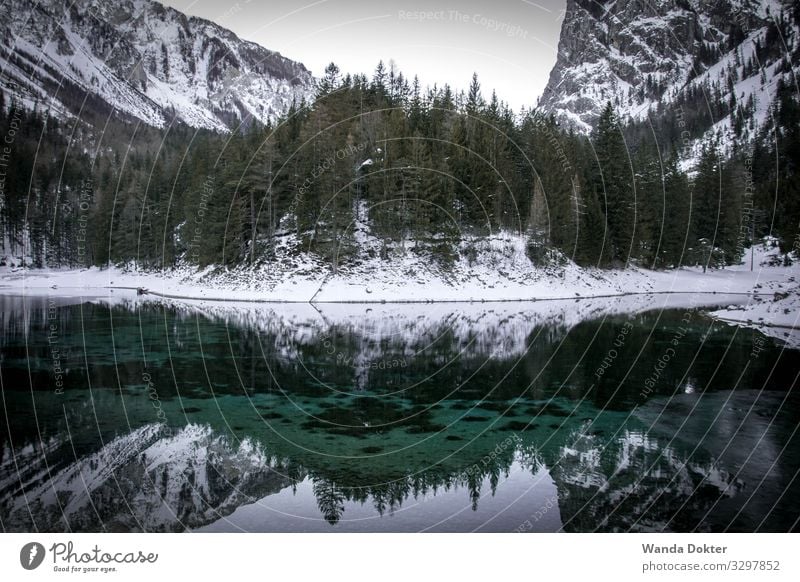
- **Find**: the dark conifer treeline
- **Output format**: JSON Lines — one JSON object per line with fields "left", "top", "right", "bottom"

{"left": 1, "top": 61, "right": 797, "bottom": 272}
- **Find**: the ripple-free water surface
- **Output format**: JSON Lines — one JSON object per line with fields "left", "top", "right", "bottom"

{"left": 1, "top": 295, "right": 798, "bottom": 532}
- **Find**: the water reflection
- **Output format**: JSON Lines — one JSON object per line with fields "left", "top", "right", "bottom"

{"left": 0, "top": 294, "right": 798, "bottom": 532}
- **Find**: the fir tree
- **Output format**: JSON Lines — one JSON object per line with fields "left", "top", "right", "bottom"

{"left": 591, "top": 102, "right": 634, "bottom": 265}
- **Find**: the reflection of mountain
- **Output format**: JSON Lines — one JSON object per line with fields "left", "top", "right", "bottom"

{"left": 553, "top": 427, "right": 741, "bottom": 532}
{"left": 0, "top": 410, "right": 549, "bottom": 531}
{"left": 1, "top": 296, "right": 798, "bottom": 531}
{"left": 2, "top": 388, "right": 797, "bottom": 531}
{"left": 0, "top": 423, "right": 300, "bottom": 532}
{"left": 554, "top": 390, "right": 800, "bottom": 532}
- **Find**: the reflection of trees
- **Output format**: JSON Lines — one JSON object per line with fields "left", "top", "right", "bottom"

{"left": 0, "top": 411, "right": 537, "bottom": 530}
{"left": 4, "top": 299, "right": 795, "bottom": 409}
{"left": 312, "top": 479, "right": 346, "bottom": 525}
{"left": 302, "top": 442, "right": 538, "bottom": 521}
{"left": 3, "top": 411, "right": 797, "bottom": 531}
{"left": 3, "top": 298, "right": 798, "bottom": 531}
{"left": 521, "top": 314, "right": 796, "bottom": 410}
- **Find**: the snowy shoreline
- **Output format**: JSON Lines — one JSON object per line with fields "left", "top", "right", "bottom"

{"left": 0, "top": 258, "right": 794, "bottom": 304}
{"left": 0, "top": 268, "right": 775, "bottom": 303}
{"left": 2, "top": 235, "right": 796, "bottom": 301}
{"left": 1, "top": 240, "right": 798, "bottom": 346}
{"left": 129, "top": 288, "right": 759, "bottom": 304}
{"left": 8, "top": 283, "right": 756, "bottom": 305}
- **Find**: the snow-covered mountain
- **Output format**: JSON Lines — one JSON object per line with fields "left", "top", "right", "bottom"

{"left": 539, "top": 0, "right": 798, "bottom": 143}
{"left": 0, "top": 0, "right": 316, "bottom": 131}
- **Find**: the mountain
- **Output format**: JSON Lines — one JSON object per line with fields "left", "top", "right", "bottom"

{"left": 1, "top": 0, "right": 798, "bottom": 275}
{"left": 539, "top": 0, "right": 798, "bottom": 146}
{"left": 0, "top": 0, "right": 316, "bottom": 131}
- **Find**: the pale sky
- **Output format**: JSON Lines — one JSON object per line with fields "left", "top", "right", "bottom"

{"left": 161, "top": 0, "right": 567, "bottom": 112}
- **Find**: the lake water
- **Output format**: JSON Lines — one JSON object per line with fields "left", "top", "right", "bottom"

{"left": 0, "top": 293, "right": 798, "bottom": 532}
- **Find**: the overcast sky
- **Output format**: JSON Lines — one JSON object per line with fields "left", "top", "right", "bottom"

{"left": 161, "top": 0, "right": 567, "bottom": 112}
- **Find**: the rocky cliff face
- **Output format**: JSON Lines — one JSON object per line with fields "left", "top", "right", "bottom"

{"left": 0, "top": 0, "right": 316, "bottom": 131}
{"left": 540, "top": 0, "right": 794, "bottom": 141}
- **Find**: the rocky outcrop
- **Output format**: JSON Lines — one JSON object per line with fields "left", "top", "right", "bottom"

{"left": 539, "top": 0, "right": 789, "bottom": 137}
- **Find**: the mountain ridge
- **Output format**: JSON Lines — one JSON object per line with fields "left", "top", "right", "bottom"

{"left": 0, "top": 0, "right": 316, "bottom": 131}
{"left": 538, "top": 0, "right": 797, "bottom": 149}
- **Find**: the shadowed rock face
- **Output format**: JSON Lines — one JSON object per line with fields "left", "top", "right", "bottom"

{"left": 0, "top": 0, "right": 315, "bottom": 131}
{"left": 539, "top": 0, "right": 777, "bottom": 134}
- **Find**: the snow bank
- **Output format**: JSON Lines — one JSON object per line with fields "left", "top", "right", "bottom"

{"left": 1, "top": 236, "right": 798, "bottom": 344}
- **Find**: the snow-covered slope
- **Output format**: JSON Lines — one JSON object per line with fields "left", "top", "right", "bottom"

{"left": 0, "top": 0, "right": 316, "bottom": 131}
{"left": 4, "top": 237, "right": 797, "bottom": 343}
{"left": 539, "top": 0, "right": 797, "bottom": 145}
{"left": 3, "top": 232, "right": 797, "bottom": 303}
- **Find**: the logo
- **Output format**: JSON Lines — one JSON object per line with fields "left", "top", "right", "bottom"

{"left": 20, "top": 542, "right": 46, "bottom": 570}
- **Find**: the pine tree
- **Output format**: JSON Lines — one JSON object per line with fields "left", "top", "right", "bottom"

{"left": 691, "top": 143, "right": 723, "bottom": 269}
{"left": 658, "top": 156, "right": 692, "bottom": 267}
{"left": 772, "top": 78, "right": 800, "bottom": 252}
{"left": 576, "top": 175, "right": 611, "bottom": 266}
{"left": 591, "top": 102, "right": 635, "bottom": 265}
{"left": 318, "top": 62, "right": 341, "bottom": 97}
{"left": 632, "top": 144, "right": 662, "bottom": 266}
{"left": 526, "top": 175, "right": 550, "bottom": 263}
{"left": 522, "top": 114, "right": 582, "bottom": 258}
{"left": 466, "top": 73, "right": 483, "bottom": 116}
